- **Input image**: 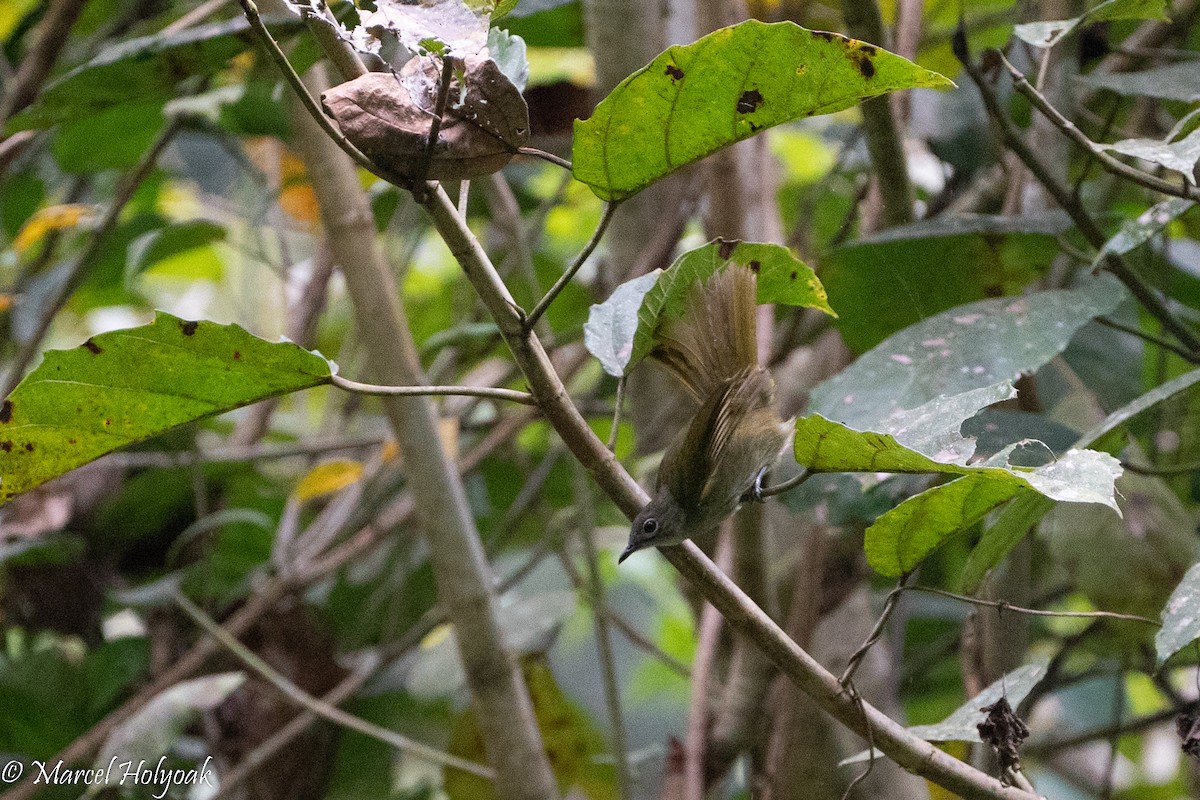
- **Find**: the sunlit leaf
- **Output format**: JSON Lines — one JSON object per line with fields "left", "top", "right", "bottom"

{"left": 12, "top": 204, "right": 98, "bottom": 254}
{"left": 0, "top": 313, "right": 332, "bottom": 505}
{"left": 294, "top": 459, "right": 365, "bottom": 501}
{"left": 1157, "top": 561, "right": 1200, "bottom": 665}
{"left": 92, "top": 672, "right": 245, "bottom": 776}
{"left": 572, "top": 20, "right": 952, "bottom": 200}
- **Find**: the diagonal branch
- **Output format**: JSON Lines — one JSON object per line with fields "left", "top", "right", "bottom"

{"left": 419, "top": 185, "right": 1039, "bottom": 800}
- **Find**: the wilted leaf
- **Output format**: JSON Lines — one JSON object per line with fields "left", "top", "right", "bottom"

{"left": 321, "top": 55, "right": 530, "bottom": 181}
{"left": 0, "top": 313, "right": 332, "bottom": 505}
{"left": 809, "top": 273, "right": 1128, "bottom": 431}
{"left": 356, "top": 0, "right": 491, "bottom": 57}
{"left": 1094, "top": 197, "right": 1195, "bottom": 265}
{"left": 572, "top": 20, "right": 952, "bottom": 201}
{"left": 1157, "top": 561, "right": 1200, "bottom": 665}
{"left": 1105, "top": 127, "right": 1200, "bottom": 185}
{"left": 823, "top": 213, "right": 1071, "bottom": 352}
{"left": 584, "top": 239, "right": 831, "bottom": 377}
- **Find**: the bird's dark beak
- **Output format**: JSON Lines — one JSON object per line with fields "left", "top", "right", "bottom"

{"left": 617, "top": 543, "right": 636, "bottom": 564}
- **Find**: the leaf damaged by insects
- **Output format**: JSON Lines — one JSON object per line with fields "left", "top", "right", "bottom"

{"left": 321, "top": 54, "right": 530, "bottom": 182}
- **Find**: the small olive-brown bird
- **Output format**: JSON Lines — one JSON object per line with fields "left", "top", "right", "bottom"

{"left": 619, "top": 264, "right": 792, "bottom": 563}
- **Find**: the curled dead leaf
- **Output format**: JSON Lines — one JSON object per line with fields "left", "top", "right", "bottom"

{"left": 321, "top": 55, "right": 530, "bottom": 182}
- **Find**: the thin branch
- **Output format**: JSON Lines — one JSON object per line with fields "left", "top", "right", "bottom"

{"left": 954, "top": 32, "right": 1200, "bottom": 356}
{"left": 903, "top": 585, "right": 1160, "bottom": 627}
{"left": 754, "top": 468, "right": 811, "bottom": 500}
{"left": 997, "top": 52, "right": 1200, "bottom": 203}
{"left": 524, "top": 201, "right": 619, "bottom": 331}
{"left": 411, "top": 55, "right": 457, "bottom": 203}
{"left": 1121, "top": 457, "right": 1200, "bottom": 476}
{"left": 0, "top": 0, "right": 87, "bottom": 122}
{"left": 607, "top": 376, "right": 626, "bottom": 452}
{"left": 518, "top": 146, "right": 572, "bottom": 171}
{"left": 420, "top": 184, "right": 1039, "bottom": 800}
{"left": 1, "top": 120, "right": 181, "bottom": 398}
{"left": 172, "top": 592, "right": 495, "bottom": 779}
{"left": 840, "top": 574, "right": 912, "bottom": 686}
{"left": 161, "top": 0, "right": 231, "bottom": 35}
{"left": 238, "top": 0, "right": 388, "bottom": 181}
{"left": 330, "top": 373, "right": 536, "bottom": 405}
{"left": 573, "top": 462, "right": 632, "bottom": 800}
{"left": 1095, "top": 316, "right": 1200, "bottom": 363}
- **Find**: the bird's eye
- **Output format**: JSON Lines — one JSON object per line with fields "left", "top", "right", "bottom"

{"left": 642, "top": 518, "right": 658, "bottom": 534}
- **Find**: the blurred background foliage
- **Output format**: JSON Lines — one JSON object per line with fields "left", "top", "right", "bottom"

{"left": 1, "top": 0, "right": 1200, "bottom": 799}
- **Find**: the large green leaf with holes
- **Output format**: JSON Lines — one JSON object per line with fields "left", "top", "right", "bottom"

{"left": 572, "top": 20, "right": 953, "bottom": 201}
{"left": 0, "top": 313, "right": 331, "bottom": 504}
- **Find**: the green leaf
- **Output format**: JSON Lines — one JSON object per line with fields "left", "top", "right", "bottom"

{"left": 1105, "top": 127, "right": 1200, "bottom": 185}
{"left": 823, "top": 213, "right": 1070, "bottom": 351}
{"left": 1157, "top": 561, "right": 1200, "bottom": 665}
{"left": 801, "top": 410, "right": 1122, "bottom": 576}
{"left": 1094, "top": 197, "right": 1195, "bottom": 266}
{"left": 488, "top": 27, "right": 529, "bottom": 92}
{"left": 960, "top": 367, "right": 1200, "bottom": 592}
{"left": 584, "top": 240, "right": 831, "bottom": 377}
{"left": 866, "top": 476, "right": 1024, "bottom": 577}
{"left": 52, "top": 103, "right": 166, "bottom": 173}
{"left": 809, "top": 273, "right": 1128, "bottom": 431}
{"left": 571, "top": 20, "right": 953, "bottom": 201}
{"left": 794, "top": 383, "right": 1018, "bottom": 473}
{"left": 958, "top": 493, "right": 1056, "bottom": 593}
{"left": 0, "top": 313, "right": 332, "bottom": 505}
{"left": 10, "top": 16, "right": 301, "bottom": 128}
{"left": 1077, "top": 61, "right": 1200, "bottom": 102}
{"left": 128, "top": 220, "right": 227, "bottom": 279}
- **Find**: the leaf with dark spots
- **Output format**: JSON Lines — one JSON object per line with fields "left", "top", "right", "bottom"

{"left": 573, "top": 20, "right": 952, "bottom": 201}
{"left": 737, "top": 89, "right": 764, "bottom": 114}
{"left": 0, "top": 442, "right": 10, "bottom": 453}
{"left": 856, "top": 56, "right": 876, "bottom": 79}
{"left": 749, "top": 260, "right": 761, "bottom": 273}
{"left": 789, "top": 270, "right": 797, "bottom": 279}
{"left": 233, "top": 351, "right": 242, "bottom": 360}
{"left": 717, "top": 238, "right": 740, "bottom": 259}
{"left": 82, "top": 338, "right": 103, "bottom": 355}
{"left": 0, "top": 312, "right": 332, "bottom": 505}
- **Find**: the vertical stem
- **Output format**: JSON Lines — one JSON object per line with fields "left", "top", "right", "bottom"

{"left": 573, "top": 462, "right": 632, "bottom": 799}
{"left": 286, "top": 67, "right": 559, "bottom": 800}
{"left": 841, "top": 0, "right": 914, "bottom": 229}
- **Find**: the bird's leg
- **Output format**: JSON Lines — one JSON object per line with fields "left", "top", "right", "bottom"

{"left": 742, "top": 467, "right": 769, "bottom": 503}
